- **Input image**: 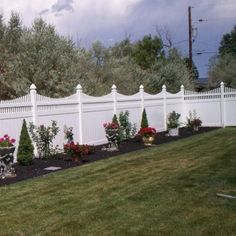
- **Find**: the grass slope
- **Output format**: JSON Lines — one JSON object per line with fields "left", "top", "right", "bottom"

{"left": 0, "top": 128, "right": 235, "bottom": 236}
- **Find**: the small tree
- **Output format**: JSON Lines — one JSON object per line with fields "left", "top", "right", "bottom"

{"left": 119, "top": 110, "right": 137, "bottom": 140}
{"left": 141, "top": 108, "right": 149, "bottom": 128}
{"left": 29, "top": 120, "right": 59, "bottom": 159}
{"left": 17, "top": 119, "right": 34, "bottom": 165}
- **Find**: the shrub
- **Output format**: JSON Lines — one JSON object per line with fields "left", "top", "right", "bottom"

{"left": 186, "top": 110, "right": 202, "bottom": 129}
{"left": 119, "top": 111, "right": 137, "bottom": 140}
{"left": 141, "top": 108, "right": 149, "bottom": 128}
{"left": 167, "top": 111, "right": 181, "bottom": 129}
{"left": 17, "top": 119, "right": 34, "bottom": 165}
{"left": 29, "top": 120, "right": 59, "bottom": 159}
{"left": 64, "top": 142, "right": 93, "bottom": 157}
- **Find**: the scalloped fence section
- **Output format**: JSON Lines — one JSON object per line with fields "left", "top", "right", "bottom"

{"left": 0, "top": 83, "right": 235, "bottom": 159}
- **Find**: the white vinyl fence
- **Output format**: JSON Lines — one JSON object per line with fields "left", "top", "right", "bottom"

{"left": 0, "top": 82, "right": 236, "bottom": 157}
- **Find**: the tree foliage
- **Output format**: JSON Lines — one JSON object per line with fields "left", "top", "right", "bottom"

{"left": 208, "top": 26, "right": 236, "bottom": 88}
{"left": 141, "top": 108, "right": 149, "bottom": 128}
{"left": 219, "top": 25, "right": 236, "bottom": 58}
{"left": 0, "top": 12, "right": 195, "bottom": 100}
{"left": 132, "top": 34, "right": 164, "bottom": 69}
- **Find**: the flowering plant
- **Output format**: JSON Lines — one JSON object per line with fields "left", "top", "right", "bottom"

{"left": 0, "top": 134, "right": 16, "bottom": 147}
{"left": 103, "top": 122, "right": 120, "bottom": 149}
{"left": 103, "top": 122, "right": 119, "bottom": 130}
{"left": 138, "top": 127, "right": 156, "bottom": 138}
{"left": 64, "top": 142, "right": 93, "bottom": 157}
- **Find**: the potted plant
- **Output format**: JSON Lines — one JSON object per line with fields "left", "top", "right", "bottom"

{"left": 167, "top": 111, "right": 181, "bottom": 136}
{"left": 64, "top": 125, "right": 74, "bottom": 144}
{"left": 103, "top": 122, "right": 120, "bottom": 151}
{"left": 138, "top": 127, "right": 156, "bottom": 146}
{"left": 0, "top": 134, "right": 16, "bottom": 156}
{"left": 186, "top": 110, "right": 202, "bottom": 131}
{"left": 0, "top": 134, "right": 16, "bottom": 178}
{"left": 64, "top": 142, "right": 93, "bottom": 162}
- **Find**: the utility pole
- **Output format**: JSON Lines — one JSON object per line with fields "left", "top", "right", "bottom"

{"left": 188, "top": 6, "right": 193, "bottom": 69}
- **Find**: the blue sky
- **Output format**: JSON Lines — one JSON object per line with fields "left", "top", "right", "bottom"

{"left": 1, "top": 0, "right": 236, "bottom": 78}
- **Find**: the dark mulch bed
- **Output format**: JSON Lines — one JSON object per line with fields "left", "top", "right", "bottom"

{"left": 0, "top": 127, "right": 218, "bottom": 186}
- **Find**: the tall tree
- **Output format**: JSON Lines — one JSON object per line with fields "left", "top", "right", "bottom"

{"left": 132, "top": 34, "right": 164, "bottom": 69}
{"left": 219, "top": 25, "right": 236, "bottom": 58}
{"left": 208, "top": 26, "right": 236, "bottom": 88}
{"left": 4, "top": 12, "right": 23, "bottom": 53}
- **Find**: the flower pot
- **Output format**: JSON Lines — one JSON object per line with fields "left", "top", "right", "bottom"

{"left": 168, "top": 128, "right": 179, "bottom": 136}
{"left": 142, "top": 136, "right": 155, "bottom": 146}
{"left": 0, "top": 146, "right": 15, "bottom": 156}
{"left": 0, "top": 146, "right": 16, "bottom": 178}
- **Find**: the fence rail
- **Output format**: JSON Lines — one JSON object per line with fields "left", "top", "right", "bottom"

{"left": 0, "top": 82, "right": 235, "bottom": 158}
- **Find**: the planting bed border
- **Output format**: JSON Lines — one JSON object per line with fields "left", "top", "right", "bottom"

{"left": 0, "top": 127, "right": 218, "bottom": 186}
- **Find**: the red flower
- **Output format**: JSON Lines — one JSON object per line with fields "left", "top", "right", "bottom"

{"left": 138, "top": 127, "right": 156, "bottom": 137}
{"left": 103, "top": 122, "right": 119, "bottom": 130}
{"left": 64, "top": 142, "right": 93, "bottom": 157}
{"left": 0, "top": 134, "right": 15, "bottom": 147}
{"left": 10, "top": 139, "right": 16, "bottom": 144}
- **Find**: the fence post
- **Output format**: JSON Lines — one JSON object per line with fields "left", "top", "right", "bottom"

{"left": 220, "top": 81, "right": 225, "bottom": 127}
{"left": 139, "top": 84, "right": 144, "bottom": 113}
{"left": 180, "top": 84, "right": 185, "bottom": 125}
{"left": 30, "top": 84, "right": 37, "bottom": 126}
{"left": 162, "top": 84, "right": 167, "bottom": 131}
{"left": 111, "top": 84, "right": 117, "bottom": 115}
{"left": 76, "top": 84, "right": 83, "bottom": 144}
{"left": 30, "top": 84, "right": 38, "bottom": 157}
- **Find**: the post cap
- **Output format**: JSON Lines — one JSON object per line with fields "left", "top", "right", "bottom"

{"left": 111, "top": 84, "right": 117, "bottom": 90}
{"left": 162, "top": 84, "right": 166, "bottom": 90}
{"left": 220, "top": 81, "right": 224, "bottom": 86}
{"left": 30, "top": 84, "right": 36, "bottom": 90}
{"left": 76, "top": 84, "right": 82, "bottom": 90}
{"left": 139, "top": 84, "right": 144, "bottom": 90}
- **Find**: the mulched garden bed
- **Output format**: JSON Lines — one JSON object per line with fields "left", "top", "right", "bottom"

{"left": 0, "top": 127, "right": 218, "bottom": 186}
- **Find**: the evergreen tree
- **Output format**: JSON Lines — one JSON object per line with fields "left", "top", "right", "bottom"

{"left": 141, "top": 108, "right": 149, "bottom": 128}
{"left": 112, "top": 114, "right": 119, "bottom": 126}
{"left": 17, "top": 119, "right": 34, "bottom": 165}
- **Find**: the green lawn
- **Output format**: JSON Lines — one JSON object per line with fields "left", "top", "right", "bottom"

{"left": 0, "top": 128, "right": 236, "bottom": 236}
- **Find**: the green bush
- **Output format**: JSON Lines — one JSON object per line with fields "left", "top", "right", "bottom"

{"left": 17, "top": 119, "right": 34, "bottom": 165}
{"left": 119, "top": 111, "right": 137, "bottom": 140}
{"left": 186, "top": 110, "right": 202, "bottom": 129}
{"left": 167, "top": 111, "right": 181, "bottom": 129}
{"left": 141, "top": 108, "right": 149, "bottom": 128}
{"left": 29, "top": 120, "right": 59, "bottom": 159}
